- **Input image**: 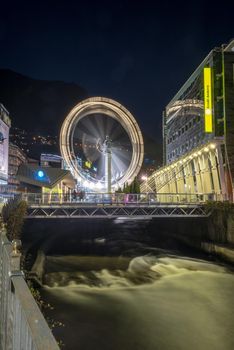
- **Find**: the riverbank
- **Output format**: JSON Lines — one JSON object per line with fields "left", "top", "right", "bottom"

{"left": 21, "top": 214, "right": 234, "bottom": 349}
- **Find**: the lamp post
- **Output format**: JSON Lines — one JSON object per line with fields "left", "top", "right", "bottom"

{"left": 97, "top": 135, "right": 112, "bottom": 193}
{"left": 103, "top": 135, "right": 112, "bottom": 193}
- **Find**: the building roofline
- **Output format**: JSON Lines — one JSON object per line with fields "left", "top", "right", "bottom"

{"left": 166, "top": 39, "right": 234, "bottom": 111}
{"left": 17, "top": 164, "right": 74, "bottom": 189}
{"left": 166, "top": 49, "right": 213, "bottom": 110}
{"left": 223, "top": 39, "right": 234, "bottom": 52}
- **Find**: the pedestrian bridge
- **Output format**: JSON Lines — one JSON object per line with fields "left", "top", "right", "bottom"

{"left": 22, "top": 193, "right": 214, "bottom": 219}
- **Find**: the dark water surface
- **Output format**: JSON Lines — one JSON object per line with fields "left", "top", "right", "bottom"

{"left": 23, "top": 219, "right": 234, "bottom": 350}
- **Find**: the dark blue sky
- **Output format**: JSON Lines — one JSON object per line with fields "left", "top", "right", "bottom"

{"left": 0, "top": 0, "right": 233, "bottom": 139}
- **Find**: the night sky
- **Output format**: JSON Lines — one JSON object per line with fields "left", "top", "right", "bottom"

{"left": 0, "top": 0, "right": 234, "bottom": 139}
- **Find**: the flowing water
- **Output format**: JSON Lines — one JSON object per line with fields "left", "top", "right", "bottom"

{"left": 24, "top": 220, "right": 234, "bottom": 350}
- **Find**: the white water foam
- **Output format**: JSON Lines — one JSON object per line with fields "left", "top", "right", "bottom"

{"left": 42, "top": 255, "right": 234, "bottom": 350}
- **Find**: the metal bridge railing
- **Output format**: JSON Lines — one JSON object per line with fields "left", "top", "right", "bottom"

{"left": 19, "top": 192, "right": 224, "bottom": 206}
{"left": 0, "top": 227, "right": 59, "bottom": 350}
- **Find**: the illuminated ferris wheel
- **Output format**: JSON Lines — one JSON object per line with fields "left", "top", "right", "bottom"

{"left": 59, "top": 97, "right": 144, "bottom": 191}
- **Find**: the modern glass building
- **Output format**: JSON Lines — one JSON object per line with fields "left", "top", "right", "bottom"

{"left": 163, "top": 39, "right": 234, "bottom": 182}
{"left": 141, "top": 40, "right": 234, "bottom": 200}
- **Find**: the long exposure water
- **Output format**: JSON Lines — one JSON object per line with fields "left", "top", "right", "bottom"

{"left": 23, "top": 219, "right": 234, "bottom": 350}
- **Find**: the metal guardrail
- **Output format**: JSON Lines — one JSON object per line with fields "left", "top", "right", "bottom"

{"left": 19, "top": 192, "right": 224, "bottom": 206}
{"left": 0, "top": 228, "right": 59, "bottom": 350}
{"left": 27, "top": 204, "right": 211, "bottom": 219}
{"left": 0, "top": 192, "right": 217, "bottom": 218}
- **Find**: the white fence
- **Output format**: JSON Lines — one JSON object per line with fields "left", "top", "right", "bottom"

{"left": 0, "top": 226, "right": 59, "bottom": 350}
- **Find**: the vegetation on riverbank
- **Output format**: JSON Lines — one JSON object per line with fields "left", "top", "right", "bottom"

{"left": 205, "top": 201, "right": 234, "bottom": 245}
{"left": 205, "top": 200, "right": 234, "bottom": 212}
{"left": 116, "top": 177, "right": 141, "bottom": 193}
{"left": 27, "top": 279, "right": 65, "bottom": 348}
{"left": 1, "top": 197, "right": 27, "bottom": 241}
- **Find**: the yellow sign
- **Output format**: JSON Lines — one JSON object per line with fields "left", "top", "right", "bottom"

{"left": 203, "top": 67, "right": 213, "bottom": 133}
{"left": 85, "top": 161, "right": 92, "bottom": 168}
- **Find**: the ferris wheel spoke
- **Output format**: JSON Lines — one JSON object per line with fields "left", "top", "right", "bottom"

{"left": 112, "top": 147, "right": 132, "bottom": 161}
{"left": 111, "top": 153, "right": 128, "bottom": 175}
{"left": 92, "top": 115, "right": 106, "bottom": 140}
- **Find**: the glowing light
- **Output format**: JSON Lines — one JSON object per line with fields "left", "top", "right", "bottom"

{"left": 37, "top": 170, "right": 44, "bottom": 178}
{"left": 204, "top": 147, "right": 209, "bottom": 152}
{"left": 141, "top": 175, "right": 148, "bottom": 181}
{"left": 203, "top": 67, "right": 213, "bottom": 133}
{"left": 85, "top": 161, "right": 92, "bottom": 169}
{"left": 59, "top": 97, "right": 144, "bottom": 191}
{"left": 210, "top": 143, "right": 216, "bottom": 149}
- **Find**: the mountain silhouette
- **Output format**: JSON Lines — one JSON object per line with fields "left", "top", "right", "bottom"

{"left": 0, "top": 69, "right": 87, "bottom": 135}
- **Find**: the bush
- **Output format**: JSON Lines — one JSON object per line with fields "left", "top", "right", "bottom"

{"left": 205, "top": 200, "right": 234, "bottom": 214}
{"left": 1, "top": 197, "right": 27, "bottom": 241}
{"left": 122, "top": 177, "right": 141, "bottom": 194}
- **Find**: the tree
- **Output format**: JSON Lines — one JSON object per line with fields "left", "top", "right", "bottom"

{"left": 2, "top": 197, "right": 27, "bottom": 241}
{"left": 128, "top": 177, "right": 141, "bottom": 193}
{"left": 115, "top": 186, "right": 122, "bottom": 193}
{"left": 134, "top": 177, "right": 141, "bottom": 193}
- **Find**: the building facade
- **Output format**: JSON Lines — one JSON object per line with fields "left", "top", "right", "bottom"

{"left": 8, "top": 143, "right": 27, "bottom": 188}
{"left": 17, "top": 164, "right": 76, "bottom": 202}
{"left": 0, "top": 104, "right": 11, "bottom": 186}
{"left": 163, "top": 39, "right": 234, "bottom": 171}
{"left": 141, "top": 40, "right": 234, "bottom": 200}
{"left": 40, "top": 153, "right": 63, "bottom": 168}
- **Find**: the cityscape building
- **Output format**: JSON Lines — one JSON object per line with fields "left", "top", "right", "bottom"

{"left": 40, "top": 153, "right": 63, "bottom": 168}
{"left": 141, "top": 39, "right": 234, "bottom": 200}
{"left": 0, "top": 103, "right": 11, "bottom": 186}
{"left": 163, "top": 39, "right": 234, "bottom": 177}
{"left": 8, "top": 143, "right": 27, "bottom": 189}
{"left": 17, "top": 163, "right": 75, "bottom": 197}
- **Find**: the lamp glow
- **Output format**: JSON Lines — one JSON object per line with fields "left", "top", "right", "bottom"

{"left": 37, "top": 170, "right": 44, "bottom": 178}
{"left": 203, "top": 67, "right": 213, "bottom": 133}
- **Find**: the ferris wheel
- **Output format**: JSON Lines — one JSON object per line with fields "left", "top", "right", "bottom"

{"left": 59, "top": 97, "right": 144, "bottom": 191}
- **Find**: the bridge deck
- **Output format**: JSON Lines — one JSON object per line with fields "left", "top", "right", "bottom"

{"left": 27, "top": 203, "right": 211, "bottom": 219}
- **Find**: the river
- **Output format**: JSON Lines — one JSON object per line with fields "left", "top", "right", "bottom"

{"left": 23, "top": 219, "right": 234, "bottom": 350}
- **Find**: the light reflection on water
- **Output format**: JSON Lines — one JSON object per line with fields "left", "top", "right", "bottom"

{"left": 41, "top": 254, "right": 234, "bottom": 350}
